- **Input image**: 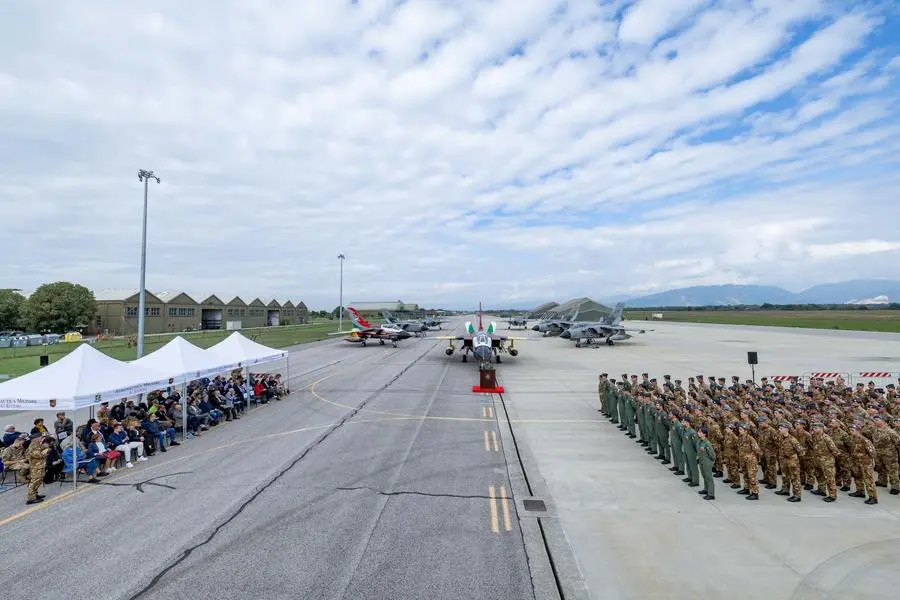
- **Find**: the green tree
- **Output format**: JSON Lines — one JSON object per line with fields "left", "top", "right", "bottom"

{"left": 21, "top": 282, "right": 96, "bottom": 333}
{"left": 0, "top": 289, "right": 25, "bottom": 330}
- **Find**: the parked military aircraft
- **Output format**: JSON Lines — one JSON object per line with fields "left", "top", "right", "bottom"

{"left": 559, "top": 303, "right": 647, "bottom": 346}
{"left": 328, "top": 307, "right": 413, "bottom": 347}
{"left": 437, "top": 303, "right": 529, "bottom": 366}
{"left": 423, "top": 315, "right": 446, "bottom": 329}
{"left": 381, "top": 311, "right": 429, "bottom": 336}
{"left": 504, "top": 316, "right": 529, "bottom": 329}
{"left": 531, "top": 317, "right": 573, "bottom": 336}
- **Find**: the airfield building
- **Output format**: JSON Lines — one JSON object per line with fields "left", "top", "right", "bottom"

{"left": 348, "top": 301, "right": 420, "bottom": 319}
{"left": 544, "top": 297, "right": 613, "bottom": 323}
{"left": 89, "top": 290, "right": 309, "bottom": 336}
{"left": 529, "top": 301, "right": 560, "bottom": 319}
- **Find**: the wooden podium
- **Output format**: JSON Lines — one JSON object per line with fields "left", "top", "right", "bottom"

{"left": 472, "top": 366, "right": 504, "bottom": 394}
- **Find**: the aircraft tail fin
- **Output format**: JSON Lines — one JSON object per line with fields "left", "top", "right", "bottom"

{"left": 382, "top": 311, "right": 397, "bottom": 323}
{"left": 605, "top": 302, "right": 625, "bottom": 325}
{"left": 346, "top": 307, "right": 372, "bottom": 329}
{"left": 478, "top": 301, "right": 484, "bottom": 332}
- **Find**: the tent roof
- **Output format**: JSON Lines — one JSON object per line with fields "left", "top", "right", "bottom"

{"left": 206, "top": 332, "right": 287, "bottom": 367}
{"left": 0, "top": 344, "right": 171, "bottom": 410}
{"left": 131, "top": 336, "right": 242, "bottom": 383}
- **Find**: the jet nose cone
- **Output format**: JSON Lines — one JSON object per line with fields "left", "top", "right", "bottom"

{"left": 560, "top": 330, "right": 571, "bottom": 339}
{"left": 531, "top": 325, "right": 540, "bottom": 331}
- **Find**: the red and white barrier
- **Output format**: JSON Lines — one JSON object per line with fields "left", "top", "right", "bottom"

{"left": 808, "top": 372, "right": 846, "bottom": 378}
{"left": 858, "top": 372, "right": 893, "bottom": 378}
{"left": 769, "top": 375, "right": 798, "bottom": 381}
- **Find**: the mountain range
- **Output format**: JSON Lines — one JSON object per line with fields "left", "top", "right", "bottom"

{"left": 613, "top": 279, "right": 900, "bottom": 308}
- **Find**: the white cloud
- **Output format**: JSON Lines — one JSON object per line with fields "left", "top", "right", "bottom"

{"left": 0, "top": 1, "right": 897, "bottom": 309}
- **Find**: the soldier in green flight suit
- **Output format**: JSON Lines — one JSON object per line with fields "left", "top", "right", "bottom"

{"left": 669, "top": 411, "right": 685, "bottom": 476}
{"left": 654, "top": 400, "right": 671, "bottom": 464}
{"left": 624, "top": 389, "right": 638, "bottom": 438}
{"left": 681, "top": 416, "right": 700, "bottom": 487}
{"left": 645, "top": 399, "right": 658, "bottom": 456}
{"left": 611, "top": 381, "right": 622, "bottom": 425}
{"left": 697, "top": 426, "right": 717, "bottom": 500}
{"left": 617, "top": 380, "right": 628, "bottom": 432}
{"left": 598, "top": 374, "right": 608, "bottom": 417}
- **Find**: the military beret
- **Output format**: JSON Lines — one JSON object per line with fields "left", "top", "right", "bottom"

{"left": 642, "top": 373, "right": 648, "bottom": 377}
{"left": 697, "top": 375, "right": 704, "bottom": 379}
{"left": 650, "top": 378, "right": 657, "bottom": 383}
{"left": 873, "top": 415, "right": 883, "bottom": 421}
{"left": 795, "top": 419, "right": 807, "bottom": 425}
{"left": 850, "top": 422, "right": 861, "bottom": 430}
{"left": 887, "top": 384, "right": 895, "bottom": 389}
{"left": 778, "top": 422, "right": 791, "bottom": 429}
{"left": 631, "top": 374, "right": 638, "bottom": 378}
{"left": 739, "top": 423, "right": 750, "bottom": 429}
{"left": 601, "top": 373, "right": 608, "bottom": 377}
{"left": 616, "top": 381, "right": 624, "bottom": 386}
{"left": 756, "top": 416, "right": 766, "bottom": 423}
{"left": 664, "top": 375, "right": 671, "bottom": 380}
{"left": 675, "top": 379, "right": 682, "bottom": 384}
{"left": 700, "top": 425, "right": 708, "bottom": 434}
{"left": 811, "top": 421, "right": 824, "bottom": 428}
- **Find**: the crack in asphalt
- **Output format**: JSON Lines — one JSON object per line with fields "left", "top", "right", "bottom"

{"left": 334, "top": 485, "right": 494, "bottom": 500}
{"left": 126, "top": 345, "right": 435, "bottom": 600}
{"left": 94, "top": 472, "right": 192, "bottom": 493}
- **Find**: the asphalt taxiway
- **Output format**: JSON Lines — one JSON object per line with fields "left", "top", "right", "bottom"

{"left": 0, "top": 322, "right": 552, "bottom": 600}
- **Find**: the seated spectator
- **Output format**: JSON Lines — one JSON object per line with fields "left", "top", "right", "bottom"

{"left": 87, "top": 433, "right": 119, "bottom": 474}
{"left": 1, "top": 435, "right": 31, "bottom": 480}
{"left": 274, "top": 374, "right": 289, "bottom": 395}
{"left": 80, "top": 419, "right": 100, "bottom": 447}
{"left": 31, "top": 418, "right": 49, "bottom": 435}
{"left": 43, "top": 440, "right": 64, "bottom": 483}
{"left": 109, "top": 401, "right": 126, "bottom": 422}
{"left": 108, "top": 424, "right": 147, "bottom": 467}
{"left": 61, "top": 437, "right": 100, "bottom": 483}
{"left": 54, "top": 412, "right": 74, "bottom": 440}
{"left": 2, "top": 424, "right": 21, "bottom": 447}
{"left": 124, "top": 417, "right": 154, "bottom": 457}
{"left": 198, "top": 396, "right": 222, "bottom": 425}
{"left": 213, "top": 388, "right": 237, "bottom": 421}
{"left": 141, "top": 413, "right": 179, "bottom": 452}
{"left": 187, "top": 399, "right": 210, "bottom": 431}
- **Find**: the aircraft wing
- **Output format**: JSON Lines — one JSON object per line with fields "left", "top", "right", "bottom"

{"left": 434, "top": 335, "right": 468, "bottom": 340}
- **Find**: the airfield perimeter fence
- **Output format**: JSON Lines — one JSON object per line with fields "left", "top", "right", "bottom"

{"left": 0, "top": 321, "right": 331, "bottom": 361}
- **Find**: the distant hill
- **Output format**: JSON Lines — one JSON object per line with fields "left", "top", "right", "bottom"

{"left": 622, "top": 279, "right": 900, "bottom": 308}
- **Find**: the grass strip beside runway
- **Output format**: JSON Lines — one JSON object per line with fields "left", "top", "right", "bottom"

{"left": 626, "top": 310, "right": 900, "bottom": 333}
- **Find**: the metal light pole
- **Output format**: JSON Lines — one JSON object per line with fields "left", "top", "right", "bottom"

{"left": 136, "top": 169, "right": 160, "bottom": 358}
{"left": 337, "top": 254, "right": 345, "bottom": 332}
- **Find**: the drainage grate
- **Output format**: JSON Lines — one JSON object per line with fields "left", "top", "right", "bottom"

{"left": 523, "top": 499, "right": 547, "bottom": 511}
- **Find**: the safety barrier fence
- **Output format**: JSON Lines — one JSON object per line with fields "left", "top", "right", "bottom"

{"left": 765, "top": 372, "right": 899, "bottom": 387}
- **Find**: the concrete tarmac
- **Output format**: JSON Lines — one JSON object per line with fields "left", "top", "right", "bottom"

{"left": 497, "top": 320, "right": 900, "bottom": 600}
{"left": 0, "top": 323, "right": 547, "bottom": 600}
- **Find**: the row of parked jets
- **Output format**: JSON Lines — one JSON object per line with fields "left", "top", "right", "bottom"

{"left": 331, "top": 303, "right": 648, "bottom": 366}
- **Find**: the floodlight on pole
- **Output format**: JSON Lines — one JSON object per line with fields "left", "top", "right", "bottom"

{"left": 337, "top": 254, "right": 345, "bottom": 332}
{"left": 136, "top": 169, "right": 160, "bottom": 359}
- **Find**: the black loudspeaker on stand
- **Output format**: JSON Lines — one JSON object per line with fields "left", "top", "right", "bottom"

{"left": 747, "top": 351, "right": 758, "bottom": 382}
{"left": 39, "top": 355, "right": 49, "bottom": 367}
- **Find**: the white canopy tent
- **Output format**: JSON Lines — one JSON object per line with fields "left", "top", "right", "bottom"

{"left": 131, "top": 336, "right": 243, "bottom": 384}
{"left": 205, "top": 332, "right": 288, "bottom": 366}
{"left": 0, "top": 343, "right": 171, "bottom": 411}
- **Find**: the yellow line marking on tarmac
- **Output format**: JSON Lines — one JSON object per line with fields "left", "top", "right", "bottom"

{"left": 500, "top": 486, "right": 512, "bottom": 531}
{"left": 486, "top": 406, "right": 493, "bottom": 418}
{"left": 484, "top": 431, "right": 490, "bottom": 451}
{"left": 491, "top": 431, "right": 499, "bottom": 452}
{"left": 489, "top": 486, "right": 499, "bottom": 533}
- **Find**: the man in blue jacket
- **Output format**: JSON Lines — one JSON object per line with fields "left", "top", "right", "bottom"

{"left": 141, "top": 414, "right": 180, "bottom": 453}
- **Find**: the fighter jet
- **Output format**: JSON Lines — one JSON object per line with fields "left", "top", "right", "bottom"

{"left": 437, "top": 303, "right": 530, "bottom": 366}
{"left": 381, "top": 311, "right": 429, "bottom": 337}
{"left": 504, "top": 316, "right": 529, "bottom": 329}
{"left": 328, "top": 307, "right": 413, "bottom": 347}
{"left": 559, "top": 303, "right": 647, "bottom": 346}
{"left": 422, "top": 314, "right": 446, "bottom": 329}
{"left": 531, "top": 317, "right": 573, "bottom": 336}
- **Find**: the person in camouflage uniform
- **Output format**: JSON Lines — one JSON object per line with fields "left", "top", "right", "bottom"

{"left": 828, "top": 418, "right": 853, "bottom": 492}
{"left": 810, "top": 421, "right": 840, "bottom": 502}
{"left": 794, "top": 420, "right": 815, "bottom": 491}
{"left": 25, "top": 435, "right": 52, "bottom": 504}
{"left": 757, "top": 416, "right": 779, "bottom": 489}
{"left": 737, "top": 424, "right": 761, "bottom": 500}
{"left": 723, "top": 422, "right": 741, "bottom": 488}
{"left": 849, "top": 422, "right": 878, "bottom": 504}
{"left": 872, "top": 416, "right": 900, "bottom": 495}
{"left": 776, "top": 422, "right": 804, "bottom": 502}
{"left": 598, "top": 374, "right": 609, "bottom": 417}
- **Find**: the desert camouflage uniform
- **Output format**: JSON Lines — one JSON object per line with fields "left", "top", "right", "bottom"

{"left": 811, "top": 430, "right": 840, "bottom": 499}
{"left": 850, "top": 431, "right": 877, "bottom": 500}
{"left": 777, "top": 430, "right": 805, "bottom": 497}
{"left": 25, "top": 440, "right": 49, "bottom": 501}
{"left": 738, "top": 428, "right": 761, "bottom": 494}
{"left": 872, "top": 424, "right": 900, "bottom": 493}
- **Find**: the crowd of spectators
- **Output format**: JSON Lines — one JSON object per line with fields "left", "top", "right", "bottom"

{"left": 1, "top": 371, "right": 289, "bottom": 505}
{"left": 599, "top": 373, "right": 900, "bottom": 504}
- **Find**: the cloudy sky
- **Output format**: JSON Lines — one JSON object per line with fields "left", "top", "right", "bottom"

{"left": 1, "top": 0, "right": 899, "bottom": 310}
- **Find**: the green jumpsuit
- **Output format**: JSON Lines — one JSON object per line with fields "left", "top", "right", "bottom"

{"left": 682, "top": 426, "right": 700, "bottom": 485}
{"left": 698, "top": 438, "right": 717, "bottom": 497}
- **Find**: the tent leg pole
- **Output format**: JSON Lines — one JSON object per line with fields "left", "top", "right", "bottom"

{"left": 72, "top": 406, "right": 77, "bottom": 493}
{"left": 182, "top": 383, "right": 187, "bottom": 441}
{"left": 286, "top": 353, "right": 290, "bottom": 395}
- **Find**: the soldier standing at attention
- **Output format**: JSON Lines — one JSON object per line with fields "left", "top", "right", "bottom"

{"left": 681, "top": 417, "right": 700, "bottom": 488}
{"left": 849, "top": 423, "right": 878, "bottom": 505}
{"left": 872, "top": 416, "right": 900, "bottom": 495}
{"left": 829, "top": 418, "right": 853, "bottom": 492}
{"left": 25, "top": 435, "right": 52, "bottom": 505}
{"left": 757, "top": 417, "right": 779, "bottom": 490}
{"left": 645, "top": 398, "right": 659, "bottom": 457}
{"left": 810, "top": 422, "right": 840, "bottom": 502}
{"left": 794, "top": 420, "right": 815, "bottom": 491}
{"left": 598, "top": 374, "right": 608, "bottom": 416}
{"left": 654, "top": 400, "right": 671, "bottom": 465}
{"left": 624, "top": 387, "right": 637, "bottom": 439}
{"left": 612, "top": 381, "right": 624, "bottom": 427}
{"left": 776, "top": 422, "right": 804, "bottom": 502}
{"left": 697, "top": 426, "right": 716, "bottom": 500}
{"left": 669, "top": 411, "right": 685, "bottom": 476}
{"left": 618, "top": 377, "right": 630, "bottom": 432}
{"left": 723, "top": 422, "right": 742, "bottom": 488}
{"left": 737, "top": 424, "right": 762, "bottom": 500}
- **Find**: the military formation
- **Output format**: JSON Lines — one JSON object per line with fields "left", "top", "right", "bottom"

{"left": 598, "top": 373, "right": 900, "bottom": 504}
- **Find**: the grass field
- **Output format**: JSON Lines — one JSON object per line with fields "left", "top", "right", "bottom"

{"left": 625, "top": 310, "right": 900, "bottom": 333}
{"left": 0, "top": 321, "right": 341, "bottom": 379}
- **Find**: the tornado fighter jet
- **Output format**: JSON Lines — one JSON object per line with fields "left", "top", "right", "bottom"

{"left": 381, "top": 311, "right": 429, "bottom": 336}
{"left": 328, "top": 307, "right": 413, "bottom": 347}
{"left": 504, "top": 316, "right": 529, "bottom": 329}
{"left": 437, "top": 303, "right": 530, "bottom": 367}
{"left": 559, "top": 303, "right": 648, "bottom": 346}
